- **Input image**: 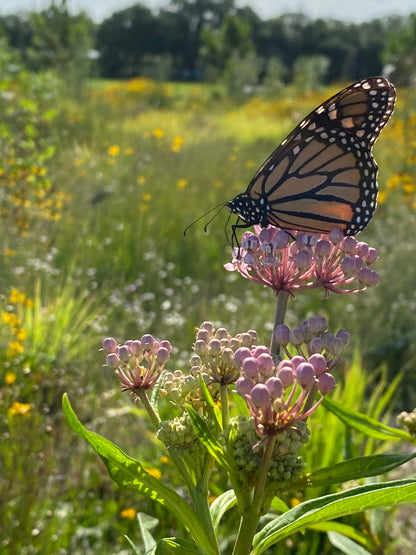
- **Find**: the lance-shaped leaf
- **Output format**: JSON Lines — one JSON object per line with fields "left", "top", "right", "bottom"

{"left": 210, "top": 490, "right": 237, "bottom": 533}
{"left": 253, "top": 478, "right": 416, "bottom": 554}
{"left": 62, "top": 394, "right": 216, "bottom": 555}
{"left": 305, "top": 452, "right": 416, "bottom": 486}
{"left": 186, "top": 405, "right": 235, "bottom": 472}
{"left": 322, "top": 397, "right": 412, "bottom": 441}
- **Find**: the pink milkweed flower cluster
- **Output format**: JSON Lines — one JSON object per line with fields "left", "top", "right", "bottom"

{"left": 235, "top": 317, "right": 347, "bottom": 436}
{"left": 224, "top": 225, "right": 379, "bottom": 296}
{"left": 103, "top": 334, "right": 171, "bottom": 398}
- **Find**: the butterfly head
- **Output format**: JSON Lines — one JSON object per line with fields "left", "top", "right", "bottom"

{"left": 227, "top": 194, "right": 268, "bottom": 227}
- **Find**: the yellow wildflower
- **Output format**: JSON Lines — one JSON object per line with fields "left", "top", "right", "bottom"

{"left": 8, "top": 402, "right": 31, "bottom": 416}
{"left": 378, "top": 190, "right": 387, "bottom": 204}
{"left": 124, "top": 147, "right": 134, "bottom": 155}
{"left": 171, "top": 136, "right": 184, "bottom": 152}
{"left": 137, "top": 176, "right": 146, "bottom": 185}
{"left": 177, "top": 179, "right": 187, "bottom": 189}
{"left": 245, "top": 160, "right": 256, "bottom": 169}
{"left": 146, "top": 468, "right": 162, "bottom": 479}
{"left": 5, "top": 372, "right": 16, "bottom": 385}
{"left": 16, "top": 328, "right": 27, "bottom": 341}
{"left": 153, "top": 128, "right": 164, "bottom": 138}
{"left": 213, "top": 180, "right": 223, "bottom": 189}
{"left": 142, "top": 193, "right": 151, "bottom": 202}
{"left": 4, "top": 247, "right": 16, "bottom": 256}
{"left": 108, "top": 144, "right": 120, "bottom": 156}
{"left": 160, "top": 455, "right": 169, "bottom": 465}
{"left": 7, "top": 341, "right": 24, "bottom": 357}
{"left": 120, "top": 508, "right": 137, "bottom": 520}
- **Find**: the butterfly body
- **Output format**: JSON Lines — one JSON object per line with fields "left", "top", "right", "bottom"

{"left": 228, "top": 77, "right": 396, "bottom": 239}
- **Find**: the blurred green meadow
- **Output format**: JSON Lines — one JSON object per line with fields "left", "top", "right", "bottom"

{"left": 2, "top": 57, "right": 416, "bottom": 552}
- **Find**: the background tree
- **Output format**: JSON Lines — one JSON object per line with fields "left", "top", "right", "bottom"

{"left": 382, "top": 14, "right": 416, "bottom": 86}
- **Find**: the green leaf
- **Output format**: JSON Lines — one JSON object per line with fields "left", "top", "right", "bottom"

{"left": 253, "top": 478, "right": 416, "bottom": 554}
{"left": 154, "top": 537, "right": 209, "bottom": 554}
{"left": 270, "top": 497, "right": 290, "bottom": 513}
{"left": 210, "top": 490, "right": 237, "bottom": 533}
{"left": 199, "top": 375, "right": 222, "bottom": 431}
{"left": 327, "top": 531, "right": 373, "bottom": 555}
{"left": 306, "top": 452, "right": 416, "bottom": 486}
{"left": 322, "top": 397, "right": 412, "bottom": 441}
{"left": 137, "top": 512, "right": 158, "bottom": 551}
{"left": 308, "top": 521, "right": 376, "bottom": 551}
{"left": 186, "top": 406, "right": 234, "bottom": 472}
{"left": 124, "top": 535, "right": 142, "bottom": 555}
{"left": 62, "top": 394, "right": 216, "bottom": 555}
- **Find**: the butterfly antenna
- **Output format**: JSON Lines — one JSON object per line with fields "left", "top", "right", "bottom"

{"left": 183, "top": 202, "right": 226, "bottom": 236}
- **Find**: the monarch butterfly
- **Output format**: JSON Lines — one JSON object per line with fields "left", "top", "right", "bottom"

{"left": 225, "top": 77, "right": 396, "bottom": 244}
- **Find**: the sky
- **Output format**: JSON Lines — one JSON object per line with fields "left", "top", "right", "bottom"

{"left": 1, "top": 0, "right": 416, "bottom": 23}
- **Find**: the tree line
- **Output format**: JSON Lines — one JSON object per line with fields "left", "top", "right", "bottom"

{"left": 1, "top": 0, "right": 415, "bottom": 88}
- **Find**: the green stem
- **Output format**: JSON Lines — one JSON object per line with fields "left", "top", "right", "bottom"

{"left": 220, "top": 383, "right": 230, "bottom": 429}
{"left": 232, "top": 434, "right": 277, "bottom": 555}
{"left": 270, "top": 290, "right": 290, "bottom": 362}
{"left": 191, "top": 454, "right": 220, "bottom": 554}
{"left": 137, "top": 389, "right": 202, "bottom": 516}
{"left": 137, "top": 389, "right": 160, "bottom": 430}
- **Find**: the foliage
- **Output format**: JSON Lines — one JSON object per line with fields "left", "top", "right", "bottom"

{"left": 2, "top": 2, "right": 416, "bottom": 85}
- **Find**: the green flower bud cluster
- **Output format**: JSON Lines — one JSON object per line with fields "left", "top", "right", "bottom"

{"left": 229, "top": 416, "right": 309, "bottom": 489}
{"left": 192, "top": 321, "right": 259, "bottom": 385}
{"left": 397, "top": 409, "right": 416, "bottom": 435}
{"left": 157, "top": 413, "right": 201, "bottom": 450}
{"left": 159, "top": 369, "right": 214, "bottom": 410}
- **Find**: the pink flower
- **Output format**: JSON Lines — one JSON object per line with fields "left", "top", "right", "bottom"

{"left": 103, "top": 334, "right": 171, "bottom": 397}
{"left": 224, "top": 226, "right": 379, "bottom": 296}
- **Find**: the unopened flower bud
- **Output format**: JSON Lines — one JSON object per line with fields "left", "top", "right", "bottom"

{"left": 322, "top": 333, "right": 343, "bottom": 355}
{"left": 242, "top": 234, "right": 259, "bottom": 251}
{"left": 234, "top": 347, "right": 252, "bottom": 368}
{"left": 106, "top": 352, "right": 119, "bottom": 368}
{"left": 358, "top": 267, "right": 380, "bottom": 287}
{"left": 278, "top": 363, "right": 295, "bottom": 387}
{"left": 340, "top": 236, "right": 357, "bottom": 254}
{"left": 294, "top": 250, "right": 310, "bottom": 270}
{"left": 317, "top": 372, "right": 336, "bottom": 394}
{"left": 243, "top": 253, "right": 256, "bottom": 265}
{"left": 159, "top": 340, "right": 172, "bottom": 352}
{"left": 118, "top": 345, "right": 131, "bottom": 362}
{"left": 341, "top": 256, "right": 357, "bottom": 277}
{"left": 194, "top": 339, "right": 208, "bottom": 355}
{"left": 274, "top": 324, "right": 290, "bottom": 346}
{"left": 250, "top": 384, "right": 271, "bottom": 408}
{"left": 222, "top": 348, "right": 235, "bottom": 364}
{"left": 236, "top": 377, "right": 253, "bottom": 396}
{"left": 308, "top": 353, "right": 327, "bottom": 376}
{"left": 196, "top": 329, "right": 210, "bottom": 341}
{"left": 102, "top": 337, "right": 118, "bottom": 353}
{"left": 355, "top": 241, "right": 369, "bottom": 257}
{"left": 336, "top": 329, "right": 351, "bottom": 347}
{"left": 156, "top": 347, "right": 170, "bottom": 364}
{"left": 242, "top": 357, "right": 259, "bottom": 379}
{"left": 365, "top": 247, "right": 378, "bottom": 265}
{"left": 296, "top": 362, "right": 315, "bottom": 387}
{"left": 291, "top": 356, "right": 306, "bottom": 369}
{"left": 315, "top": 239, "right": 331, "bottom": 257}
{"left": 274, "top": 230, "right": 290, "bottom": 249}
{"left": 266, "top": 377, "right": 283, "bottom": 399}
{"left": 252, "top": 345, "right": 270, "bottom": 358}
{"left": 309, "top": 337, "right": 324, "bottom": 354}
{"left": 329, "top": 226, "right": 343, "bottom": 244}
{"left": 216, "top": 328, "right": 229, "bottom": 340}
{"left": 289, "top": 328, "right": 304, "bottom": 346}
{"left": 141, "top": 334, "right": 154, "bottom": 350}
{"left": 257, "top": 353, "right": 275, "bottom": 377}
{"left": 130, "top": 340, "right": 142, "bottom": 356}
{"left": 208, "top": 339, "right": 221, "bottom": 356}
{"left": 200, "top": 321, "right": 214, "bottom": 333}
